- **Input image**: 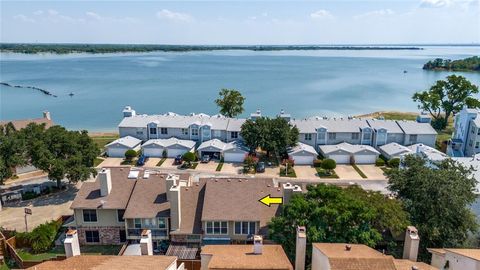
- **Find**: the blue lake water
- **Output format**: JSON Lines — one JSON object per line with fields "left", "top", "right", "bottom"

{"left": 1, "top": 46, "right": 479, "bottom": 131}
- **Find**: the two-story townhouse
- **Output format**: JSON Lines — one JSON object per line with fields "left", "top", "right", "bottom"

{"left": 70, "top": 168, "right": 136, "bottom": 245}
{"left": 396, "top": 120, "right": 437, "bottom": 147}
{"left": 366, "top": 119, "right": 405, "bottom": 147}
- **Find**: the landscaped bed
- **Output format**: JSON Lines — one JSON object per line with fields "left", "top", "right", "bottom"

{"left": 93, "top": 157, "right": 104, "bottom": 167}
{"left": 216, "top": 161, "right": 224, "bottom": 171}
{"left": 279, "top": 166, "right": 296, "bottom": 178}
{"left": 315, "top": 167, "right": 339, "bottom": 179}
{"left": 17, "top": 245, "right": 123, "bottom": 261}
{"left": 156, "top": 157, "right": 167, "bottom": 167}
{"left": 351, "top": 164, "right": 367, "bottom": 179}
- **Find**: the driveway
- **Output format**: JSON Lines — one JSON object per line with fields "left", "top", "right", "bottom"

{"left": 295, "top": 165, "right": 318, "bottom": 179}
{"left": 262, "top": 166, "right": 279, "bottom": 178}
{"left": 196, "top": 161, "right": 219, "bottom": 172}
{"left": 159, "top": 158, "right": 179, "bottom": 169}
{"left": 356, "top": 165, "right": 387, "bottom": 180}
{"left": 335, "top": 165, "right": 362, "bottom": 179}
{"left": 0, "top": 182, "right": 81, "bottom": 232}
{"left": 97, "top": 158, "right": 123, "bottom": 167}
{"left": 221, "top": 163, "right": 243, "bottom": 175}
{"left": 145, "top": 158, "right": 161, "bottom": 167}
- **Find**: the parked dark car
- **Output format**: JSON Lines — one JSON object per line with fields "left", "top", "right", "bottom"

{"left": 201, "top": 155, "right": 211, "bottom": 163}
{"left": 136, "top": 155, "right": 148, "bottom": 166}
{"left": 256, "top": 162, "right": 266, "bottom": 173}
{"left": 174, "top": 155, "right": 183, "bottom": 165}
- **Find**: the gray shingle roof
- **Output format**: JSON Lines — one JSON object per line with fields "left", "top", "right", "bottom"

{"left": 379, "top": 143, "right": 411, "bottom": 157}
{"left": 407, "top": 143, "right": 447, "bottom": 161}
{"left": 288, "top": 142, "right": 318, "bottom": 156}
{"left": 291, "top": 118, "right": 370, "bottom": 133}
{"left": 396, "top": 121, "right": 437, "bottom": 135}
{"left": 142, "top": 138, "right": 195, "bottom": 150}
{"left": 319, "top": 142, "right": 380, "bottom": 155}
{"left": 197, "top": 139, "right": 226, "bottom": 151}
{"left": 119, "top": 113, "right": 241, "bottom": 130}
{"left": 366, "top": 119, "right": 403, "bottom": 133}
{"left": 105, "top": 136, "right": 141, "bottom": 148}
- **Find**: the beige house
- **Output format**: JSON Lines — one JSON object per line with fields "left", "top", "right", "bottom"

{"left": 428, "top": 248, "right": 480, "bottom": 270}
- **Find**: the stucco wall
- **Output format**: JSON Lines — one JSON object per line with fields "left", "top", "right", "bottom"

{"left": 74, "top": 209, "right": 125, "bottom": 227}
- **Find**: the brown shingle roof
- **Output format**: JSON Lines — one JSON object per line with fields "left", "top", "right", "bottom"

{"left": 444, "top": 248, "right": 480, "bottom": 261}
{"left": 201, "top": 178, "right": 281, "bottom": 234}
{"left": 26, "top": 255, "right": 176, "bottom": 270}
{"left": 174, "top": 180, "right": 207, "bottom": 235}
{"left": 328, "top": 258, "right": 396, "bottom": 270}
{"left": 393, "top": 259, "right": 438, "bottom": 270}
{"left": 70, "top": 167, "right": 137, "bottom": 210}
{"left": 201, "top": 245, "right": 293, "bottom": 270}
{"left": 0, "top": 117, "right": 53, "bottom": 130}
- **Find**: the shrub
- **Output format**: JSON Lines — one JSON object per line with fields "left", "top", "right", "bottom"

{"left": 388, "top": 158, "right": 400, "bottom": 168}
{"left": 162, "top": 149, "right": 168, "bottom": 158}
{"left": 244, "top": 154, "right": 258, "bottom": 168}
{"left": 124, "top": 149, "right": 137, "bottom": 160}
{"left": 321, "top": 159, "right": 336, "bottom": 171}
{"left": 20, "top": 220, "right": 61, "bottom": 253}
{"left": 375, "top": 158, "right": 385, "bottom": 167}
{"left": 182, "top": 152, "right": 196, "bottom": 164}
{"left": 282, "top": 157, "right": 295, "bottom": 167}
{"left": 431, "top": 117, "right": 447, "bottom": 130}
{"left": 313, "top": 159, "right": 323, "bottom": 167}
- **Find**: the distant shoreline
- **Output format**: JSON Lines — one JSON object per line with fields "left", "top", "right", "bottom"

{"left": 0, "top": 43, "right": 424, "bottom": 54}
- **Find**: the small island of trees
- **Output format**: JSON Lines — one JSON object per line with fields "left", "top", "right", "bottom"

{"left": 423, "top": 56, "right": 480, "bottom": 72}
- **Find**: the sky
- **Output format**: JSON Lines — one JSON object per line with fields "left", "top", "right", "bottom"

{"left": 0, "top": 0, "right": 479, "bottom": 45}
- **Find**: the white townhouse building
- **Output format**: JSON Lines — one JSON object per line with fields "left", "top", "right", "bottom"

{"left": 117, "top": 106, "right": 437, "bottom": 151}
{"left": 450, "top": 107, "right": 480, "bottom": 157}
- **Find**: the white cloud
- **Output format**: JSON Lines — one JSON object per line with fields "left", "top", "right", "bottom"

{"left": 310, "top": 9, "right": 333, "bottom": 19}
{"left": 86, "top": 11, "right": 102, "bottom": 20}
{"left": 354, "top": 9, "right": 394, "bottom": 19}
{"left": 420, "top": 0, "right": 451, "bottom": 8}
{"left": 47, "top": 9, "right": 59, "bottom": 16}
{"left": 33, "top": 10, "right": 44, "bottom": 16}
{"left": 13, "top": 14, "right": 35, "bottom": 23}
{"left": 156, "top": 9, "right": 192, "bottom": 22}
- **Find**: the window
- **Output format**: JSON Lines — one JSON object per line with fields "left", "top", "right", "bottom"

{"left": 234, "top": 221, "right": 256, "bottom": 235}
{"left": 213, "top": 130, "right": 222, "bottom": 138}
{"left": 317, "top": 132, "right": 326, "bottom": 140}
{"left": 83, "top": 209, "right": 97, "bottom": 222}
{"left": 363, "top": 132, "right": 371, "bottom": 140}
{"left": 149, "top": 127, "right": 157, "bottom": 135}
{"left": 410, "top": 135, "right": 418, "bottom": 143}
{"left": 160, "top": 128, "right": 168, "bottom": 135}
{"left": 134, "top": 218, "right": 142, "bottom": 229}
{"left": 117, "top": 209, "right": 125, "bottom": 222}
{"left": 191, "top": 128, "right": 199, "bottom": 136}
{"left": 472, "top": 127, "right": 476, "bottom": 134}
{"left": 231, "top": 132, "right": 238, "bottom": 139}
{"left": 477, "top": 129, "right": 480, "bottom": 135}
{"left": 85, "top": 230, "right": 100, "bottom": 243}
{"left": 205, "top": 221, "right": 228, "bottom": 235}
{"left": 470, "top": 140, "right": 474, "bottom": 147}
{"left": 304, "top": 134, "right": 312, "bottom": 141}
{"left": 136, "top": 130, "right": 144, "bottom": 135}
{"left": 476, "top": 142, "right": 480, "bottom": 149}
{"left": 328, "top": 133, "right": 336, "bottom": 140}
{"left": 158, "top": 218, "right": 166, "bottom": 229}
{"left": 351, "top": 133, "right": 360, "bottom": 140}
{"left": 181, "top": 128, "right": 189, "bottom": 136}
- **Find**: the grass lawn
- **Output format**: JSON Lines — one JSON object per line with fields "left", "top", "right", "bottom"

{"left": 89, "top": 134, "right": 119, "bottom": 150}
{"left": 380, "top": 166, "right": 392, "bottom": 173}
{"left": 351, "top": 164, "right": 367, "bottom": 178}
{"left": 0, "top": 264, "right": 10, "bottom": 270}
{"left": 16, "top": 248, "right": 62, "bottom": 261}
{"left": 315, "top": 167, "right": 339, "bottom": 179}
{"left": 156, "top": 157, "right": 167, "bottom": 167}
{"left": 93, "top": 157, "right": 104, "bottom": 167}
{"left": 180, "top": 162, "right": 198, "bottom": 169}
{"left": 216, "top": 162, "right": 224, "bottom": 171}
{"left": 279, "top": 166, "right": 296, "bottom": 178}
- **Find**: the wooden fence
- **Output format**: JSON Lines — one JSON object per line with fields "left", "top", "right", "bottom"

{"left": 178, "top": 259, "right": 201, "bottom": 270}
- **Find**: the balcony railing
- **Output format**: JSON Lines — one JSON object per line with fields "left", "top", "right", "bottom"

{"left": 127, "top": 228, "right": 167, "bottom": 238}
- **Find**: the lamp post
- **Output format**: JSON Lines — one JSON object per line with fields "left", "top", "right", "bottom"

{"left": 24, "top": 208, "right": 32, "bottom": 232}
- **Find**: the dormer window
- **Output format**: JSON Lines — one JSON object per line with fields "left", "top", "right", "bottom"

{"left": 149, "top": 127, "right": 157, "bottom": 135}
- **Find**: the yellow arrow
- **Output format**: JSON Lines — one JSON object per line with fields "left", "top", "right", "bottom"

{"left": 258, "top": 194, "right": 283, "bottom": 207}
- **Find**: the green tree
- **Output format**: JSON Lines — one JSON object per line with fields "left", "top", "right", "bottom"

{"left": 0, "top": 124, "right": 28, "bottom": 184}
{"left": 214, "top": 89, "right": 246, "bottom": 118}
{"left": 182, "top": 152, "right": 196, "bottom": 166}
{"left": 387, "top": 155, "right": 478, "bottom": 261}
{"left": 321, "top": 158, "right": 336, "bottom": 173}
{"left": 125, "top": 149, "right": 137, "bottom": 160}
{"left": 412, "top": 75, "right": 479, "bottom": 130}
{"left": 269, "top": 184, "right": 409, "bottom": 264}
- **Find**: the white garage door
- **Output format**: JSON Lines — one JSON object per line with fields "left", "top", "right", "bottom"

{"left": 292, "top": 155, "right": 314, "bottom": 165}
{"left": 224, "top": 152, "right": 245, "bottom": 163}
{"left": 353, "top": 154, "right": 377, "bottom": 164}
{"left": 143, "top": 147, "right": 163, "bottom": 158}
{"left": 167, "top": 148, "right": 188, "bottom": 158}
{"left": 328, "top": 154, "right": 350, "bottom": 164}
{"left": 107, "top": 147, "right": 128, "bottom": 158}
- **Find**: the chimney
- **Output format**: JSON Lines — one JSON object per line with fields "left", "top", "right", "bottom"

{"left": 345, "top": 244, "right": 352, "bottom": 251}
{"left": 295, "top": 226, "right": 306, "bottom": 270}
{"left": 169, "top": 185, "right": 181, "bottom": 231}
{"left": 123, "top": 106, "right": 136, "bottom": 117}
{"left": 282, "top": 183, "right": 302, "bottom": 205}
{"left": 140, "top": 229, "right": 153, "bottom": 256}
{"left": 250, "top": 109, "right": 262, "bottom": 121}
{"left": 403, "top": 226, "right": 420, "bottom": 261}
{"left": 99, "top": 168, "right": 112, "bottom": 197}
{"left": 43, "top": 111, "right": 51, "bottom": 120}
{"left": 253, "top": 235, "right": 263, "bottom": 254}
{"left": 166, "top": 174, "right": 179, "bottom": 202}
{"left": 64, "top": 229, "right": 80, "bottom": 258}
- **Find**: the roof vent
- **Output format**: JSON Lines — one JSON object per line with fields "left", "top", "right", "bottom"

{"left": 412, "top": 266, "right": 419, "bottom": 270}
{"left": 345, "top": 245, "right": 352, "bottom": 251}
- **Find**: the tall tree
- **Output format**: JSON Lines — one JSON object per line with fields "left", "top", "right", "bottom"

{"left": 269, "top": 184, "right": 409, "bottom": 264}
{"left": 214, "top": 88, "right": 246, "bottom": 118}
{"left": 0, "top": 124, "right": 28, "bottom": 184}
{"left": 387, "top": 155, "right": 478, "bottom": 261}
{"left": 412, "top": 75, "right": 479, "bottom": 130}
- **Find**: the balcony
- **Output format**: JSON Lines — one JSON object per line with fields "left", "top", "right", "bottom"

{"left": 127, "top": 228, "right": 168, "bottom": 238}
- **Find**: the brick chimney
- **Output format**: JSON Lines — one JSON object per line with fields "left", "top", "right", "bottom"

{"left": 64, "top": 229, "right": 80, "bottom": 258}
{"left": 166, "top": 174, "right": 179, "bottom": 202}
{"left": 140, "top": 229, "right": 153, "bottom": 256}
{"left": 43, "top": 111, "right": 51, "bottom": 120}
{"left": 403, "top": 226, "right": 420, "bottom": 261}
{"left": 295, "top": 226, "right": 306, "bottom": 270}
{"left": 169, "top": 185, "right": 181, "bottom": 231}
{"left": 282, "top": 183, "right": 302, "bottom": 205}
{"left": 253, "top": 235, "right": 263, "bottom": 254}
{"left": 99, "top": 168, "right": 112, "bottom": 197}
